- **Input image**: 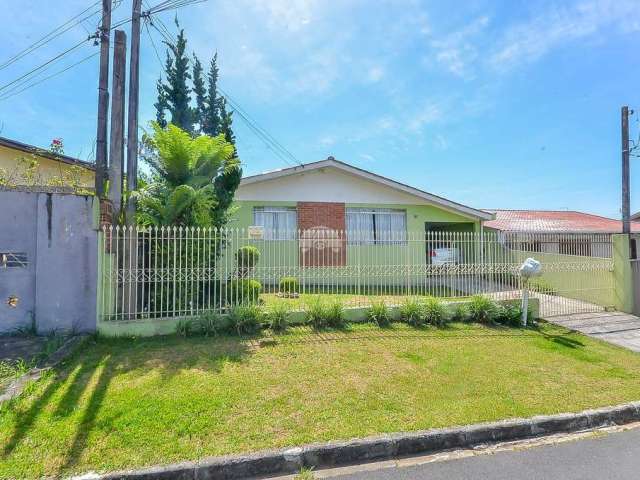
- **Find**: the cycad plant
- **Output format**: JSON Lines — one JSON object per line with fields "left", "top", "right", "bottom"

{"left": 135, "top": 122, "right": 240, "bottom": 228}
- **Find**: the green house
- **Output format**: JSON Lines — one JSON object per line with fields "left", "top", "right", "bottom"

{"left": 226, "top": 157, "right": 494, "bottom": 291}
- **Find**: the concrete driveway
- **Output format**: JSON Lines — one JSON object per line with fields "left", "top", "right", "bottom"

{"left": 547, "top": 311, "right": 640, "bottom": 352}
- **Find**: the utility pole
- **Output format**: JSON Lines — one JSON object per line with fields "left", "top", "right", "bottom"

{"left": 108, "top": 30, "right": 127, "bottom": 217}
{"left": 95, "top": 0, "right": 112, "bottom": 198}
{"left": 622, "top": 105, "right": 631, "bottom": 234}
{"left": 125, "top": 0, "right": 143, "bottom": 225}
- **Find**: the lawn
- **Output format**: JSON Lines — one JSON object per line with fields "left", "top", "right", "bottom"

{"left": 2, "top": 322, "right": 640, "bottom": 478}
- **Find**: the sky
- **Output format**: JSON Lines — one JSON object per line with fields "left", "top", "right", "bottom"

{"left": 1, "top": 0, "right": 639, "bottom": 218}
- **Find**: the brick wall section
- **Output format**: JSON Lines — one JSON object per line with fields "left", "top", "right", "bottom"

{"left": 297, "top": 202, "right": 346, "bottom": 267}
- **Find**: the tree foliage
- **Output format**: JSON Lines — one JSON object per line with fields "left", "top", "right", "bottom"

{"left": 136, "top": 123, "right": 239, "bottom": 228}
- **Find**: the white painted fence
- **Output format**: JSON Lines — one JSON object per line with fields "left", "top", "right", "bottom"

{"left": 98, "top": 227, "right": 614, "bottom": 322}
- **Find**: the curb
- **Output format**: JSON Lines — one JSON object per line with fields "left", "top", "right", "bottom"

{"left": 92, "top": 401, "right": 640, "bottom": 480}
{"left": 0, "top": 335, "right": 88, "bottom": 405}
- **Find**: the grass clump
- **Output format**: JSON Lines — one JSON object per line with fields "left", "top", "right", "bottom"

{"left": 229, "top": 305, "right": 263, "bottom": 335}
{"left": 305, "top": 298, "right": 329, "bottom": 329}
{"left": 467, "top": 295, "right": 497, "bottom": 324}
{"left": 400, "top": 297, "right": 424, "bottom": 327}
{"left": 422, "top": 297, "right": 448, "bottom": 326}
{"left": 198, "top": 311, "right": 233, "bottom": 336}
{"left": 265, "top": 302, "right": 290, "bottom": 333}
{"left": 326, "top": 300, "right": 346, "bottom": 328}
{"left": 175, "top": 319, "right": 196, "bottom": 337}
{"left": 367, "top": 300, "right": 392, "bottom": 327}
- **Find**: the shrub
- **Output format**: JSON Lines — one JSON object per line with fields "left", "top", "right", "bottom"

{"left": 400, "top": 297, "right": 424, "bottom": 327}
{"left": 467, "top": 295, "right": 497, "bottom": 324}
{"left": 235, "top": 245, "right": 260, "bottom": 273}
{"left": 198, "top": 311, "right": 233, "bottom": 336}
{"left": 305, "top": 298, "right": 329, "bottom": 329}
{"left": 422, "top": 297, "right": 448, "bottom": 326}
{"left": 229, "top": 304, "right": 263, "bottom": 335}
{"left": 279, "top": 276, "right": 300, "bottom": 294}
{"left": 494, "top": 303, "right": 532, "bottom": 327}
{"left": 326, "top": 300, "right": 346, "bottom": 328}
{"left": 367, "top": 301, "right": 392, "bottom": 327}
{"left": 450, "top": 302, "right": 469, "bottom": 322}
{"left": 265, "top": 302, "right": 290, "bottom": 333}
{"left": 227, "top": 279, "right": 262, "bottom": 305}
{"left": 175, "top": 319, "right": 195, "bottom": 337}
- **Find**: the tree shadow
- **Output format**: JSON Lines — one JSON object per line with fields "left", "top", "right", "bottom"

{"left": 2, "top": 334, "right": 255, "bottom": 474}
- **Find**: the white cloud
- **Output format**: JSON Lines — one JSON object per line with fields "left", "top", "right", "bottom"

{"left": 428, "top": 16, "right": 489, "bottom": 78}
{"left": 489, "top": 0, "right": 639, "bottom": 71}
{"left": 366, "top": 66, "right": 385, "bottom": 83}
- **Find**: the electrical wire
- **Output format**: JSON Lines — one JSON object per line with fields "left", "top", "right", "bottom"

{"left": 146, "top": 19, "right": 301, "bottom": 167}
{"left": 0, "top": 0, "right": 101, "bottom": 72}
{"left": 0, "top": 51, "right": 99, "bottom": 102}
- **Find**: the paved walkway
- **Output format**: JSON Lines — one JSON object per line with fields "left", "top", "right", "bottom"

{"left": 547, "top": 311, "right": 640, "bottom": 352}
{"left": 0, "top": 336, "right": 47, "bottom": 363}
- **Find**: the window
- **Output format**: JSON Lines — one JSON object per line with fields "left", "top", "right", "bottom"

{"left": 346, "top": 208, "right": 407, "bottom": 244}
{"left": 0, "top": 252, "right": 28, "bottom": 268}
{"left": 253, "top": 207, "right": 297, "bottom": 240}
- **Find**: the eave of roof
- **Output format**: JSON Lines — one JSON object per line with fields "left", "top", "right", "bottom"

{"left": 483, "top": 209, "right": 640, "bottom": 233}
{"left": 240, "top": 158, "right": 494, "bottom": 221}
{"left": 0, "top": 136, "right": 95, "bottom": 170}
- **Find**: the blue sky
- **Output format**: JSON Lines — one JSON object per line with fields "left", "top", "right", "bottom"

{"left": 1, "top": 0, "right": 639, "bottom": 218}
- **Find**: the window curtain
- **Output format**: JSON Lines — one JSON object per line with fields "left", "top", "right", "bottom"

{"left": 253, "top": 207, "right": 297, "bottom": 240}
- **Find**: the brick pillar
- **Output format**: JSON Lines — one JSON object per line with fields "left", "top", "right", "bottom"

{"left": 297, "top": 202, "right": 346, "bottom": 267}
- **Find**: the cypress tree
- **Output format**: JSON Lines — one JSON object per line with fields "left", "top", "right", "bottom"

{"left": 155, "top": 24, "right": 193, "bottom": 133}
{"left": 203, "top": 53, "right": 221, "bottom": 137}
{"left": 192, "top": 55, "right": 207, "bottom": 134}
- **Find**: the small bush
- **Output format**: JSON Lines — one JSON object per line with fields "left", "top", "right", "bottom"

{"left": 467, "top": 295, "right": 497, "bottom": 324}
{"left": 305, "top": 298, "right": 329, "bottom": 329}
{"left": 367, "top": 301, "right": 392, "bottom": 327}
{"left": 451, "top": 302, "right": 469, "bottom": 322}
{"left": 227, "top": 279, "right": 262, "bottom": 305}
{"left": 198, "top": 311, "right": 233, "bottom": 336}
{"left": 175, "top": 319, "right": 195, "bottom": 337}
{"left": 495, "top": 303, "right": 532, "bottom": 327}
{"left": 326, "top": 300, "right": 346, "bottom": 328}
{"left": 279, "top": 276, "right": 300, "bottom": 294}
{"left": 235, "top": 245, "right": 261, "bottom": 270}
{"left": 422, "top": 297, "right": 448, "bottom": 326}
{"left": 400, "top": 298, "right": 425, "bottom": 327}
{"left": 229, "top": 304, "right": 263, "bottom": 335}
{"left": 265, "top": 302, "right": 290, "bottom": 333}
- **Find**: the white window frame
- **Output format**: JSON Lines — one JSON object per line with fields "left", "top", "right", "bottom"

{"left": 253, "top": 206, "right": 297, "bottom": 240}
{"left": 346, "top": 208, "right": 407, "bottom": 245}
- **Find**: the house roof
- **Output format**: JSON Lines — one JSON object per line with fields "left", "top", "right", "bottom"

{"left": 0, "top": 136, "right": 95, "bottom": 170}
{"left": 240, "top": 157, "right": 494, "bottom": 221}
{"left": 484, "top": 209, "right": 640, "bottom": 233}
{"left": 632, "top": 211, "right": 640, "bottom": 221}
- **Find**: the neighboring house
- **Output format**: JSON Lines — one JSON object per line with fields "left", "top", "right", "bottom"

{"left": 484, "top": 209, "right": 640, "bottom": 258}
{"left": 0, "top": 136, "right": 95, "bottom": 190}
{"left": 229, "top": 157, "right": 493, "bottom": 271}
{"left": 632, "top": 211, "right": 640, "bottom": 221}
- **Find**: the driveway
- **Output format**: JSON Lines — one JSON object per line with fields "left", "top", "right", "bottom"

{"left": 547, "top": 311, "right": 640, "bottom": 352}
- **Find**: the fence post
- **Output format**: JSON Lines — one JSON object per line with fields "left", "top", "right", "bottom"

{"left": 612, "top": 234, "right": 634, "bottom": 313}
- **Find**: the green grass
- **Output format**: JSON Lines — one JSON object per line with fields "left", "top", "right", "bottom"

{"left": 0, "top": 360, "right": 30, "bottom": 392}
{"left": 2, "top": 322, "right": 640, "bottom": 478}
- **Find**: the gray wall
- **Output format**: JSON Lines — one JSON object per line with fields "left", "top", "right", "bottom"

{"left": 0, "top": 191, "right": 98, "bottom": 334}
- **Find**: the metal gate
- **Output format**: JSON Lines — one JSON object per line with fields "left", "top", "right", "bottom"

{"left": 98, "top": 227, "right": 615, "bottom": 323}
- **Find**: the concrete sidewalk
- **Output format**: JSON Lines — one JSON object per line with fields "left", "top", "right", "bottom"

{"left": 547, "top": 311, "right": 640, "bottom": 352}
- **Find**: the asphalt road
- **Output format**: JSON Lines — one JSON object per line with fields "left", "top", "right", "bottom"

{"left": 327, "top": 427, "right": 640, "bottom": 480}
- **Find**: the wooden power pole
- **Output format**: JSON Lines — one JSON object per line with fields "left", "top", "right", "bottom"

{"left": 622, "top": 105, "right": 631, "bottom": 234}
{"left": 108, "top": 30, "right": 127, "bottom": 217}
{"left": 125, "top": 0, "right": 143, "bottom": 225}
{"left": 95, "top": 0, "right": 112, "bottom": 197}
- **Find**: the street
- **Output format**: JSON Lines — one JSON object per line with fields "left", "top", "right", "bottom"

{"left": 288, "top": 426, "right": 640, "bottom": 480}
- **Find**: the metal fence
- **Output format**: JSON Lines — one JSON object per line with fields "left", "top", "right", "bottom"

{"left": 98, "top": 227, "right": 615, "bottom": 322}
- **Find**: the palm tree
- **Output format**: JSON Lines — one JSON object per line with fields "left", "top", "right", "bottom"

{"left": 136, "top": 122, "right": 240, "bottom": 227}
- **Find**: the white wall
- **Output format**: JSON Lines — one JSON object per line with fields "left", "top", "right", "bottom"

{"left": 237, "top": 167, "right": 435, "bottom": 206}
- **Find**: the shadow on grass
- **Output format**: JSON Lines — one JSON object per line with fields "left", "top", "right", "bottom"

{"left": 1, "top": 334, "right": 255, "bottom": 474}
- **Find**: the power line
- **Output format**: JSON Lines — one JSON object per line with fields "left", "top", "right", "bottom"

{"left": 0, "top": 52, "right": 99, "bottom": 102}
{"left": 0, "top": 37, "right": 95, "bottom": 93}
{"left": 0, "top": 1, "right": 101, "bottom": 72}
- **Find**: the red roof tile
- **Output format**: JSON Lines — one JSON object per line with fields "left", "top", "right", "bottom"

{"left": 484, "top": 210, "right": 640, "bottom": 233}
